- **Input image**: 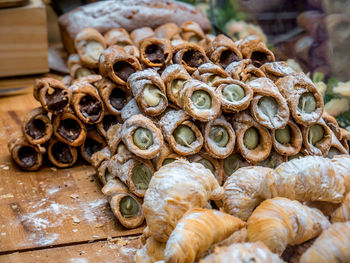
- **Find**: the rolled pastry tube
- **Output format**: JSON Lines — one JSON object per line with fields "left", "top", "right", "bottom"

{"left": 198, "top": 34, "right": 216, "bottom": 50}
{"left": 106, "top": 123, "right": 123, "bottom": 155}
{"left": 215, "top": 78, "right": 253, "bottom": 112}
{"left": 96, "top": 160, "right": 113, "bottom": 185}
{"left": 96, "top": 114, "right": 121, "bottom": 138}
{"left": 271, "top": 119, "right": 302, "bottom": 156}
{"left": 99, "top": 45, "right": 142, "bottom": 86}
{"left": 173, "top": 42, "right": 208, "bottom": 74}
{"left": 222, "top": 151, "right": 249, "bottom": 180}
{"left": 203, "top": 117, "right": 235, "bottom": 159}
{"left": 104, "top": 28, "right": 132, "bottom": 47}
{"left": 80, "top": 129, "right": 106, "bottom": 163}
{"left": 180, "top": 21, "right": 205, "bottom": 44}
{"left": 225, "top": 59, "right": 252, "bottom": 80}
{"left": 152, "top": 143, "right": 185, "bottom": 171}
{"left": 192, "top": 62, "right": 230, "bottom": 87}
{"left": 22, "top": 107, "right": 53, "bottom": 145}
{"left": 61, "top": 75, "right": 73, "bottom": 87}
{"left": 52, "top": 111, "right": 87, "bottom": 147}
{"left": 327, "top": 132, "right": 349, "bottom": 159}
{"left": 139, "top": 38, "right": 173, "bottom": 68}
{"left": 67, "top": 54, "right": 94, "bottom": 79}
{"left": 121, "top": 114, "right": 163, "bottom": 159}
{"left": 120, "top": 98, "right": 142, "bottom": 121}
{"left": 47, "top": 138, "right": 78, "bottom": 168}
{"left": 260, "top": 61, "right": 297, "bottom": 83}
{"left": 232, "top": 111, "right": 272, "bottom": 164}
{"left": 180, "top": 79, "right": 221, "bottom": 122}
{"left": 160, "top": 109, "right": 203, "bottom": 156}
{"left": 123, "top": 45, "right": 139, "bottom": 58}
{"left": 130, "top": 27, "right": 155, "bottom": 47}
{"left": 340, "top": 128, "right": 350, "bottom": 152}
{"left": 301, "top": 118, "right": 332, "bottom": 156}
{"left": 322, "top": 111, "right": 342, "bottom": 140}
{"left": 34, "top": 78, "right": 71, "bottom": 115}
{"left": 8, "top": 133, "right": 43, "bottom": 171}
{"left": 154, "top": 22, "right": 181, "bottom": 40}
{"left": 240, "top": 64, "right": 266, "bottom": 83}
{"left": 127, "top": 69, "right": 168, "bottom": 117}
{"left": 257, "top": 150, "right": 287, "bottom": 169}
{"left": 90, "top": 146, "right": 111, "bottom": 169}
{"left": 161, "top": 64, "right": 191, "bottom": 107}
{"left": 206, "top": 34, "right": 243, "bottom": 69}
{"left": 275, "top": 73, "right": 324, "bottom": 126}
{"left": 249, "top": 78, "right": 290, "bottom": 129}
{"left": 74, "top": 28, "right": 106, "bottom": 68}
{"left": 71, "top": 74, "right": 102, "bottom": 85}
{"left": 236, "top": 35, "right": 275, "bottom": 67}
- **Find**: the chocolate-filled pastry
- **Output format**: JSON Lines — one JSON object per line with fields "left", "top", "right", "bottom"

{"left": 225, "top": 59, "right": 252, "bottom": 81}
{"left": 96, "top": 114, "right": 121, "bottom": 138}
{"left": 207, "top": 34, "right": 243, "bottom": 69}
{"left": 34, "top": 78, "right": 71, "bottom": 115}
{"left": 322, "top": 112, "right": 342, "bottom": 141}
{"left": 276, "top": 74, "right": 324, "bottom": 126}
{"left": 249, "top": 78, "right": 290, "bottom": 129}
{"left": 260, "top": 61, "right": 296, "bottom": 83}
{"left": 161, "top": 64, "right": 191, "bottom": 107}
{"left": 127, "top": 69, "right": 168, "bottom": 117}
{"left": 130, "top": 27, "right": 155, "bottom": 47}
{"left": 240, "top": 64, "right": 266, "bottom": 83}
{"left": 90, "top": 146, "right": 111, "bottom": 169}
{"left": 271, "top": 119, "right": 302, "bottom": 156}
{"left": 52, "top": 111, "right": 87, "bottom": 147}
{"left": 180, "top": 79, "right": 221, "bottom": 122}
{"left": 80, "top": 129, "right": 106, "bottom": 163}
{"left": 121, "top": 114, "right": 163, "bottom": 159}
{"left": 74, "top": 28, "right": 106, "bottom": 68}
{"left": 104, "top": 28, "right": 133, "bottom": 47}
{"left": 22, "top": 107, "right": 53, "bottom": 145}
{"left": 180, "top": 21, "right": 205, "bottom": 44}
{"left": 139, "top": 38, "right": 172, "bottom": 68}
{"left": 301, "top": 118, "right": 332, "bottom": 156}
{"left": 258, "top": 150, "right": 287, "bottom": 168}
{"left": 160, "top": 109, "right": 203, "bottom": 156}
{"left": 154, "top": 22, "right": 181, "bottom": 40}
{"left": 222, "top": 151, "right": 250, "bottom": 180}
{"left": 47, "top": 138, "right": 78, "bottom": 168}
{"left": 327, "top": 132, "right": 349, "bottom": 159}
{"left": 8, "top": 133, "right": 43, "bottom": 171}
{"left": 232, "top": 111, "right": 272, "bottom": 164}
{"left": 203, "top": 117, "right": 235, "bottom": 159}
{"left": 236, "top": 35, "right": 275, "bottom": 67}
{"left": 192, "top": 62, "right": 229, "bottom": 87}
{"left": 98, "top": 45, "right": 142, "bottom": 86}
{"left": 67, "top": 54, "right": 94, "bottom": 79}
{"left": 121, "top": 98, "right": 142, "bottom": 121}
{"left": 173, "top": 42, "right": 208, "bottom": 74}
{"left": 215, "top": 78, "right": 253, "bottom": 112}
{"left": 340, "top": 128, "right": 350, "bottom": 152}
{"left": 69, "top": 80, "right": 104, "bottom": 124}
{"left": 123, "top": 45, "right": 140, "bottom": 58}
{"left": 152, "top": 143, "right": 185, "bottom": 170}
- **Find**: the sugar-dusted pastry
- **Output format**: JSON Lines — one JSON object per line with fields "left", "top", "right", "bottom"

{"left": 222, "top": 151, "right": 249, "bottom": 180}
{"left": 323, "top": 111, "right": 342, "bottom": 140}
{"left": 276, "top": 73, "right": 324, "bottom": 126}
{"left": 192, "top": 62, "right": 229, "bottom": 87}
{"left": 161, "top": 64, "right": 191, "bottom": 107}
{"left": 67, "top": 54, "right": 94, "bottom": 79}
{"left": 172, "top": 42, "right": 208, "bottom": 73}
{"left": 120, "top": 98, "right": 142, "bottom": 121}
{"left": 105, "top": 123, "right": 123, "bottom": 155}
{"left": 127, "top": 69, "right": 168, "bottom": 117}
{"left": 200, "top": 242, "right": 284, "bottom": 263}
{"left": 143, "top": 160, "right": 224, "bottom": 242}
{"left": 74, "top": 28, "right": 106, "bottom": 68}
{"left": 96, "top": 114, "right": 121, "bottom": 139}
{"left": 164, "top": 208, "right": 245, "bottom": 263}
{"left": 130, "top": 27, "right": 155, "bottom": 47}
{"left": 225, "top": 59, "right": 251, "bottom": 80}
{"left": 22, "top": 107, "right": 53, "bottom": 145}
{"left": 155, "top": 22, "right": 181, "bottom": 40}
{"left": 34, "top": 77, "right": 71, "bottom": 115}
{"left": 80, "top": 129, "right": 106, "bottom": 164}
{"left": 299, "top": 222, "right": 350, "bottom": 263}
{"left": 232, "top": 111, "right": 272, "bottom": 164}
{"left": 260, "top": 61, "right": 296, "bottom": 83}
{"left": 248, "top": 78, "right": 290, "bottom": 129}
{"left": 139, "top": 38, "right": 173, "bottom": 68}
{"left": 179, "top": 79, "right": 221, "bottom": 122}
{"left": 96, "top": 160, "right": 113, "bottom": 185}
{"left": 90, "top": 146, "right": 111, "bottom": 169}
{"left": 340, "top": 128, "right": 350, "bottom": 152}
{"left": 8, "top": 132, "right": 43, "bottom": 171}
{"left": 135, "top": 237, "right": 166, "bottom": 263}
{"left": 123, "top": 45, "right": 140, "bottom": 58}
{"left": 247, "top": 197, "right": 330, "bottom": 255}
{"left": 257, "top": 150, "right": 286, "bottom": 169}
{"left": 330, "top": 192, "right": 350, "bottom": 223}
{"left": 152, "top": 143, "right": 185, "bottom": 171}
{"left": 104, "top": 28, "right": 133, "bottom": 47}
{"left": 180, "top": 21, "right": 205, "bottom": 44}
{"left": 99, "top": 45, "right": 142, "bottom": 86}
{"left": 47, "top": 138, "right": 78, "bottom": 168}
{"left": 327, "top": 132, "right": 349, "bottom": 158}
{"left": 159, "top": 109, "right": 203, "bottom": 156}
{"left": 240, "top": 64, "right": 266, "bottom": 83}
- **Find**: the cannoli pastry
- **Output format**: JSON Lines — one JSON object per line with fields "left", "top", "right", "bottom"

{"left": 47, "top": 138, "right": 78, "bottom": 168}
{"left": 206, "top": 34, "right": 243, "bottom": 69}
{"left": 225, "top": 59, "right": 251, "bottom": 80}
{"left": 192, "top": 62, "right": 229, "bottom": 87}
{"left": 96, "top": 160, "right": 113, "bottom": 185}
{"left": 180, "top": 21, "right": 205, "bottom": 44}
{"left": 8, "top": 132, "right": 43, "bottom": 171}
{"left": 121, "top": 98, "right": 142, "bottom": 121}
{"left": 80, "top": 129, "right": 106, "bottom": 163}
{"left": 152, "top": 143, "right": 185, "bottom": 171}
{"left": 164, "top": 208, "right": 245, "bottom": 263}
{"left": 34, "top": 78, "right": 71, "bottom": 115}
{"left": 139, "top": 38, "right": 173, "bottom": 68}
{"left": 123, "top": 45, "right": 140, "bottom": 58}
{"left": 135, "top": 237, "right": 166, "bottom": 263}
{"left": 327, "top": 132, "right": 349, "bottom": 158}
{"left": 240, "top": 64, "right": 266, "bottom": 83}
{"left": 121, "top": 114, "right": 163, "bottom": 159}
{"left": 180, "top": 79, "right": 221, "bottom": 122}
{"left": 130, "top": 27, "right": 155, "bottom": 47}
{"left": 90, "top": 146, "right": 111, "bottom": 169}
{"left": 260, "top": 61, "right": 296, "bottom": 83}
{"left": 198, "top": 34, "right": 216, "bottom": 50}
{"left": 331, "top": 192, "right": 350, "bottom": 223}
{"left": 236, "top": 35, "right": 275, "bottom": 67}
{"left": 159, "top": 109, "right": 203, "bottom": 156}
{"left": 173, "top": 42, "right": 208, "bottom": 74}
{"left": 161, "top": 64, "right": 191, "bottom": 107}
{"left": 67, "top": 54, "right": 94, "bottom": 79}
{"left": 74, "top": 28, "right": 106, "bottom": 68}
{"left": 143, "top": 160, "right": 224, "bottom": 242}
{"left": 222, "top": 151, "right": 250, "bottom": 180}
{"left": 105, "top": 123, "right": 123, "bottom": 155}
{"left": 96, "top": 114, "right": 121, "bottom": 138}
{"left": 322, "top": 112, "right": 342, "bottom": 140}
{"left": 232, "top": 111, "right": 272, "bottom": 164}
{"left": 154, "top": 22, "right": 181, "bottom": 40}
{"left": 257, "top": 150, "right": 287, "bottom": 169}
{"left": 127, "top": 69, "right": 168, "bottom": 116}
{"left": 104, "top": 28, "right": 133, "bottom": 47}
{"left": 52, "top": 111, "right": 87, "bottom": 147}
{"left": 299, "top": 222, "right": 350, "bottom": 263}
{"left": 340, "top": 128, "right": 350, "bottom": 152}
{"left": 61, "top": 75, "right": 73, "bottom": 87}
{"left": 248, "top": 78, "right": 290, "bottom": 129}
{"left": 276, "top": 73, "right": 324, "bottom": 126}
{"left": 22, "top": 107, "right": 53, "bottom": 145}
{"left": 247, "top": 197, "right": 330, "bottom": 255}
{"left": 99, "top": 45, "right": 142, "bottom": 86}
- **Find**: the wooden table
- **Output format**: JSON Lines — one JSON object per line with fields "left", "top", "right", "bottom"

{"left": 0, "top": 75, "right": 143, "bottom": 262}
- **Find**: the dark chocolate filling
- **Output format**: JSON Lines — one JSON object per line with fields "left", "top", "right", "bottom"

{"left": 57, "top": 118, "right": 81, "bottom": 142}
{"left": 109, "top": 88, "right": 127, "bottom": 110}
{"left": 182, "top": 50, "right": 205, "bottom": 68}
{"left": 45, "top": 88, "right": 69, "bottom": 113}
{"left": 79, "top": 95, "right": 102, "bottom": 122}
{"left": 219, "top": 50, "right": 240, "bottom": 68}
{"left": 113, "top": 61, "right": 136, "bottom": 82}
{"left": 52, "top": 141, "right": 73, "bottom": 164}
{"left": 18, "top": 146, "right": 37, "bottom": 168}
{"left": 25, "top": 118, "right": 46, "bottom": 140}
{"left": 145, "top": 44, "right": 165, "bottom": 64}
{"left": 251, "top": 51, "right": 269, "bottom": 67}
{"left": 84, "top": 137, "right": 104, "bottom": 158}
{"left": 102, "top": 115, "right": 120, "bottom": 132}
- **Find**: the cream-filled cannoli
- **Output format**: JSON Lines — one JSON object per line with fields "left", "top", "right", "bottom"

{"left": 104, "top": 28, "right": 133, "bottom": 47}
{"left": 123, "top": 45, "right": 140, "bottom": 58}
{"left": 152, "top": 143, "right": 185, "bottom": 171}
{"left": 139, "top": 38, "right": 172, "bottom": 68}
{"left": 180, "top": 21, "right": 205, "bottom": 44}
{"left": 240, "top": 64, "right": 266, "bottom": 83}
{"left": 96, "top": 114, "right": 121, "bottom": 138}
{"left": 198, "top": 33, "right": 216, "bottom": 50}
{"left": 120, "top": 98, "right": 142, "bottom": 121}
{"left": 154, "top": 22, "right": 181, "bottom": 40}
{"left": 260, "top": 61, "right": 296, "bottom": 83}
{"left": 130, "top": 27, "right": 155, "bottom": 47}
{"left": 173, "top": 42, "right": 208, "bottom": 74}
{"left": 96, "top": 160, "right": 113, "bottom": 185}
{"left": 67, "top": 54, "right": 95, "bottom": 79}
{"left": 90, "top": 146, "right": 111, "bottom": 169}
{"left": 322, "top": 111, "right": 342, "bottom": 140}
{"left": 105, "top": 123, "right": 123, "bottom": 155}
{"left": 326, "top": 132, "right": 349, "bottom": 159}
{"left": 222, "top": 151, "right": 250, "bottom": 180}
{"left": 192, "top": 62, "right": 230, "bottom": 87}
{"left": 225, "top": 59, "right": 252, "bottom": 80}
{"left": 80, "top": 129, "right": 106, "bottom": 163}
{"left": 47, "top": 138, "right": 78, "bottom": 168}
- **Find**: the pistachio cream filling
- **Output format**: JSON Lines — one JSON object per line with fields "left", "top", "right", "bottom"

{"left": 191, "top": 90, "right": 212, "bottom": 109}
{"left": 207, "top": 75, "right": 222, "bottom": 85}
{"left": 223, "top": 153, "right": 243, "bottom": 176}
{"left": 308, "top": 124, "right": 325, "bottom": 145}
{"left": 188, "top": 35, "right": 201, "bottom": 44}
{"left": 133, "top": 128, "right": 153, "bottom": 150}
{"left": 243, "top": 127, "right": 260, "bottom": 150}
{"left": 275, "top": 125, "right": 291, "bottom": 145}
{"left": 258, "top": 96, "right": 278, "bottom": 128}
{"left": 209, "top": 125, "right": 229, "bottom": 147}
{"left": 198, "top": 159, "right": 215, "bottom": 174}
{"left": 162, "top": 158, "right": 177, "bottom": 166}
{"left": 173, "top": 125, "right": 196, "bottom": 147}
{"left": 104, "top": 170, "right": 114, "bottom": 183}
{"left": 119, "top": 196, "right": 139, "bottom": 218}
{"left": 298, "top": 92, "right": 316, "bottom": 113}
{"left": 132, "top": 164, "right": 152, "bottom": 190}
{"left": 222, "top": 84, "right": 245, "bottom": 102}
{"left": 143, "top": 84, "right": 162, "bottom": 107}
{"left": 75, "top": 68, "right": 92, "bottom": 78}
{"left": 171, "top": 79, "right": 185, "bottom": 98}
{"left": 86, "top": 41, "right": 104, "bottom": 61}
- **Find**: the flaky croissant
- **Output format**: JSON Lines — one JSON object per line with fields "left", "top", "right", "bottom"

{"left": 135, "top": 237, "right": 166, "bottom": 263}
{"left": 331, "top": 192, "right": 350, "bottom": 223}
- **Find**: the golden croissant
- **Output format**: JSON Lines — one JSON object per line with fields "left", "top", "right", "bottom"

{"left": 331, "top": 192, "right": 350, "bottom": 223}
{"left": 134, "top": 236, "right": 166, "bottom": 263}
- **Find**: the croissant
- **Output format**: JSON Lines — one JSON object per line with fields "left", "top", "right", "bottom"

{"left": 247, "top": 197, "right": 330, "bottom": 255}
{"left": 299, "top": 222, "right": 350, "bottom": 263}
{"left": 143, "top": 160, "right": 224, "bottom": 242}
{"left": 330, "top": 192, "right": 350, "bottom": 223}
{"left": 135, "top": 236, "right": 166, "bottom": 263}
{"left": 164, "top": 208, "right": 245, "bottom": 263}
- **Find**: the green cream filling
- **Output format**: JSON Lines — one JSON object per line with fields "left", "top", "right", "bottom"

{"left": 132, "top": 164, "right": 152, "bottom": 190}
{"left": 173, "top": 125, "right": 196, "bottom": 147}
{"left": 171, "top": 79, "right": 185, "bottom": 98}
{"left": 275, "top": 125, "right": 291, "bottom": 145}
{"left": 133, "top": 128, "right": 153, "bottom": 150}
{"left": 198, "top": 159, "right": 215, "bottom": 174}
{"left": 207, "top": 75, "right": 222, "bottom": 85}
{"left": 223, "top": 153, "right": 243, "bottom": 176}
{"left": 86, "top": 41, "right": 104, "bottom": 61}
{"left": 222, "top": 84, "right": 245, "bottom": 102}
{"left": 143, "top": 84, "right": 162, "bottom": 107}
{"left": 119, "top": 196, "right": 139, "bottom": 218}
{"left": 75, "top": 68, "right": 92, "bottom": 78}
{"left": 298, "top": 92, "right": 316, "bottom": 113}
{"left": 162, "top": 158, "right": 176, "bottom": 166}
{"left": 308, "top": 124, "right": 325, "bottom": 145}
{"left": 258, "top": 96, "right": 278, "bottom": 128}
{"left": 243, "top": 127, "right": 260, "bottom": 150}
{"left": 209, "top": 125, "right": 229, "bottom": 147}
{"left": 188, "top": 35, "right": 201, "bottom": 43}
{"left": 191, "top": 90, "right": 212, "bottom": 109}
